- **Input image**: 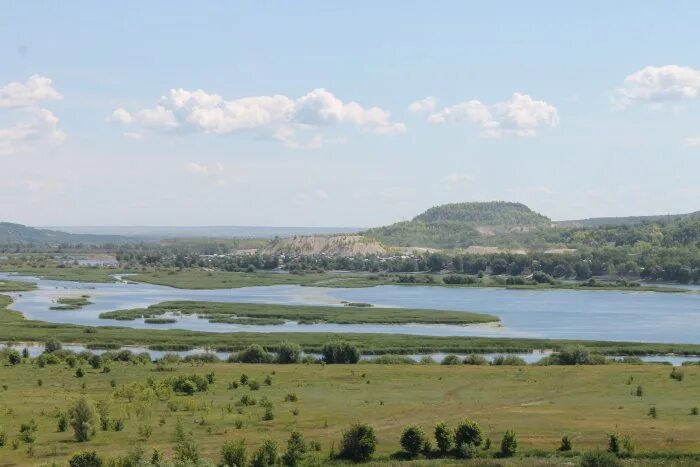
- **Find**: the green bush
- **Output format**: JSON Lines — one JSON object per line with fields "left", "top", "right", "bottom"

{"left": 581, "top": 450, "right": 622, "bottom": 467}
{"left": 559, "top": 435, "right": 572, "bottom": 451}
{"left": 44, "top": 338, "right": 62, "bottom": 353}
{"left": 456, "top": 442, "right": 478, "bottom": 459}
{"left": 236, "top": 344, "right": 274, "bottom": 363}
{"left": 322, "top": 341, "right": 360, "bottom": 364}
{"left": 491, "top": 355, "right": 527, "bottom": 366}
{"left": 251, "top": 439, "right": 279, "bottom": 467}
{"left": 499, "top": 429, "right": 517, "bottom": 457}
{"left": 440, "top": 354, "right": 462, "bottom": 365}
{"left": 434, "top": 422, "right": 453, "bottom": 454}
{"left": 220, "top": 439, "right": 247, "bottom": 467}
{"left": 400, "top": 425, "right": 427, "bottom": 458}
{"left": 276, "top": 341, "right": 302, "bottom": 364}
{"left": 455, "top": 419, "right": 483, "bottom": 447}
{"left": 670, "top": 367, "right": 684, "bottom": 381}
{"left": 7, "top": 349, "right": 21, "bottom": 365}
{"left": 70, "top": 398, "right": 95, "bottom": 442}
{"left": 170, "top": 374, "right": 209, "bottom": 394}
{"left": 282, "top": 431, "right": 306, "bottom": 466}
{"left": 339, "top": 423, "right": 377, "bottom": 462}
{"left": 68, "top": 450, "right": 103, "bottom": 467}
{"left": 463, "top": 354, "right": 488, "bottom": 365}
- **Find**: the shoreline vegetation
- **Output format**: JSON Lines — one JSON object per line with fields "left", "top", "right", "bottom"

{"left": 49, "top": 294, "right": 93, "bottom": 310}
{"left": 98, "top": 301, "right": 500, "bottom": 326}
{"left": 0, "top": 265, "right": 692, "bottom": 293}
{"left": 2, "top": 292, "right": 700, "bottom": 357}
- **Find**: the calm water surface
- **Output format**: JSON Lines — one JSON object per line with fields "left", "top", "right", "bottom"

{"left": 1, "top": 272, "right": 699, "bottom": 344}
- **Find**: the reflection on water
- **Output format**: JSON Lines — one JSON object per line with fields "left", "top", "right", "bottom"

{"left": 1, "top": 272, "right": 700, "bottom": 344}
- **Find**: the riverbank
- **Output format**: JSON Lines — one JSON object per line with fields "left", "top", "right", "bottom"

{"left": 2, "top": 292, "right": 700, "bottom": 356}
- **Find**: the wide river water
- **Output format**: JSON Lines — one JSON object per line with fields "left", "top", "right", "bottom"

{"left": 1, "top": 272, "right": 700, "bottom": 344}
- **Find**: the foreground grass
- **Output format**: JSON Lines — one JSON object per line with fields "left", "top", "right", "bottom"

{"left": 0, "top": 361, "right": 698, "bottom": 465}
{"left": 98, "top": 301, "right": 500, "bottom": 326}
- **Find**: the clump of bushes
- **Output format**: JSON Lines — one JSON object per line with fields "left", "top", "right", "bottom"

{"left": 400, "top": 425, "right": 427, "bottom": 458}
{"left": 233, "top": 345, "right": 274, "bottom": 363}
{"left": 442, "top": 274, "right": 477, "bottom": 285}
{"left": 322, "top": 341, "right": 360, "bottom": 364}
{"left": 170, "top": 374, "right": 209, "bottom": 395}
{"left": 463, "top": 354, "right": 488, "bottom": 365}
{"left": 338, "top": 423, "right": 377, "bottom": 462}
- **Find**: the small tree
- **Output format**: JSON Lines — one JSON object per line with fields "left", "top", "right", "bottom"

{"left": 559, "top": 435, "right": 572, "bottom": 451}
{"left": 220, "top": 439, "right": 247, "bottom": 467}
{"left": 70, "top": 398, "right": 96, "bottom": 442}
{"left": 499, "top": 429, "right": 517, "bottom": 457}
{"left": 69, "top": 450, "right": 103, "bottom": 467}
{"left": 44, "top": 339, "right": 62, "bottom": 353}
{"left": 455, "top": 419, "right": 483, "bottom": 447}
{"left": 251, "top": 439, "right": 278, "bottom": 467}
{"left": 7, "top": 349, "right": 21, "bottom": 365}
{"left": 339, "top": 423, "right": 377, "bottom": 462}
{"left": 277, "top": 341, "right": 302, "bottom": 364}
{"left": 282, "top": 431, "right": 306, "bottom": 466}
{"left": 400, "top": 425, "right": 427, "bottom": 458}
{"left": 434, "top": 422, "right": 453, "bottom": 454}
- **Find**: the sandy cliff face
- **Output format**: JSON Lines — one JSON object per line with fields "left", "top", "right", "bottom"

{"left": 262, "top": 235, "right": 386, "bottom": 256}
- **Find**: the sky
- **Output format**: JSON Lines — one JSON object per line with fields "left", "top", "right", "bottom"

{"left": 1, "top": 1, "right": 700, "bottom": 227}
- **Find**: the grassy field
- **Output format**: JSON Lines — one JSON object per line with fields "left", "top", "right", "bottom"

{"left": 0, "top": 279, "right": 37, "bottom": 292}
{"left": 98, "top": 301, "right": 499, "bottom": 326}
{"left": 0, "top": 360, "right": 698, "bottom": 466}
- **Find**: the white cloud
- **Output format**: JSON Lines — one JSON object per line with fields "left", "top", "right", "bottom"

{"left": 110, "top": 87, "right": 404, "bottom": 146}
{"left": 616, "top": 65, "right": 700, "bottom": 108}
{"left": 426, "top": 93, "right": 558, "bottom": 137}
{"left": 0, "top": 75, "right": 65, "bottom": 156}
{"left": 0, "top": 108, "right": 66, "bottom": 156}
{"left": 185, "top": 162, "right": 224, "bottom": 174}
{"left": 408, "top": 96, "right": 437, "bottom": 113}
{"left": 0, "top": 75, "right": 63, "bottom": 108}
{"left": 296, "top": 189, "right": 329, "bottom": 202}
{"left": 686, "top": 135, "right": 700, "bottom": 147}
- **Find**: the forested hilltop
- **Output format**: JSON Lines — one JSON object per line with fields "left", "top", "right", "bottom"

{"left": 362, "top": 201, "right": 551, "bottom": 248}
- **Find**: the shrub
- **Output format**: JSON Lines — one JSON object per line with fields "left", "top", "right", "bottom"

{"left": 559, "top": 435, "right": 572, "bottom": 451}
{"left": 71, "top": 398, "right": 96, "bottom": 442}
{"left": 236, "top": 344, "right": 274, "bottom": 363}
{"left": 491, "top": 355, "right": 526, "bottom": 366}
{"left": 670, "top": 368, "right": 684, "bottom": 381}
{"left": 440, "top": 354, "right": 461, "bottom": 365}
{"left": 277, "top": 341, "right": 302, "bottom": 363}
{"left": 171, "top": 374, "right": 209, "bottom": 394}
{"left": 88, "top": 355, "right": 102, "bottom": 369}
{"left": 282, "top": 431, "right": 306, "bottom": 466}
{"left": 264, "top": 375, "right": 272, "bottom": 386}
{"left": 463, "top": 354, "right": 488, "bottom": 365}
{"left": 400, "top": 425, "right": 427, "bottom": 458}
{"left": 339, "top": 423, "right": 377, "bottom": 462}
{"left": 581, "top": 450, "right": 622, "bottom": 467}
{"left": 322, "top": 341, "right": 360, "bottom": 364}
{"left": 456, "top": 442, "right": 478, "bottom": 459}
{"left": 648, "top": 407, "right": 657, "bottom": 419}
{"left": 249, "top": 380, "right": 261, "bottom": 391}
{"left": 44, "top": 339, "right": 62, "bottom": 353}
{"left": 532, "top": 271, "right": 555, "bottom": 284}
{"left": 284, "top": 393, "right": 298, "bottom": 402}
{"left": 691, "top": 407, "right": 699, "bottom": 415}
{"left": 434, "top": 422, "right": 453, "bottom": 454}
{"left": 635, "top": 385, "right": 643, "bottom": 397}
{"left": 262, "top": 407, "right": 274, "bottom": 421}
{"left": 19, "top": 419, "right": 37, "bottom": 443}
{"left": 455, "top": 419, "right": 483, "bottom": 447}
{"left": 7, "top": 349, "right": 21, "bottom": 365}
{"left": 57, "top": 412, "right": 69, "bottom": 432}
{"left": 0, "top": 427, "right": 5, "bottom": 446}
{"left": 220, "top": 439, "right": 247, "bottom": 467}
{"left": 499, "top": 429, "right": 517, "bottom": 457}
{"left": 75, "top": 367, "right": 85, "bottom": 378}
{"left": 69, "top": 450, "right": 103, "bottom": 467}
{"left": 251, "top": 439, "right": 279, "bottom": 467}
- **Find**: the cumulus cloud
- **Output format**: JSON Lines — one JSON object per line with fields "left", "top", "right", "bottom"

{"left": 408, "top": 96, "right": 437, "bottom": 113}
{"left": 0, "top": 75, "right": 66, "bottom": 156}
{"left": 425, "top": 93, "right": 558, "bottom": 137}
{"left": 0, "top": 75, "right": 63, "bottom": 108}
{"left": 616, "top": 65, "right": 700, "bottom": 108}
{"left": 109, "top": 87, "right": 404, "bottom": 146}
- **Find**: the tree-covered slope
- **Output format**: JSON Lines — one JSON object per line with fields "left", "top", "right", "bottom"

{"left": 0, "top": 222, "right": 128, "bottom": 245}
{"left": 363, "top": 202, "right": 551, "bottom": 248}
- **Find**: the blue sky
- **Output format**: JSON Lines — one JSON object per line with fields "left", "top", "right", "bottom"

{"left": 1, "top": 1, "right": 699, "bottom": 226}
